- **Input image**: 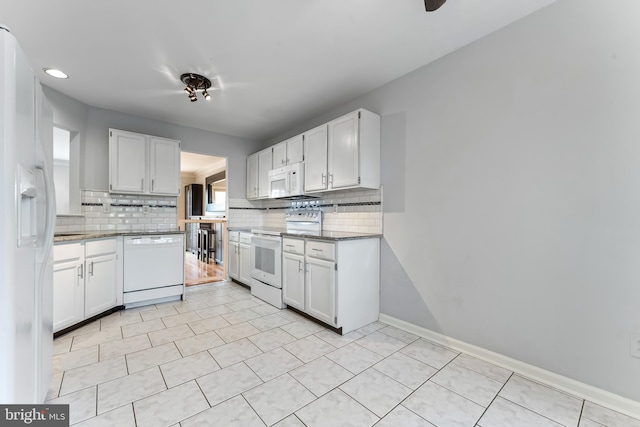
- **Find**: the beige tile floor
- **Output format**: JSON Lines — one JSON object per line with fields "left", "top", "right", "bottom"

{"left": 48, "top": 281, "right": 640, "bottom": 427}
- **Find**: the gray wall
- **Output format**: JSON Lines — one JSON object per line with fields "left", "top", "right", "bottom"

{"left": 265, "top": 0, "right": 640, "bottom": 401}
{"left": 43, "top": 87, "right": 261, "bottom": 198}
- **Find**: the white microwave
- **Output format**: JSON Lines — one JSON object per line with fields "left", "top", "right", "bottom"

{"left": 268, "top": 162, "right": 308, "bottom": 199}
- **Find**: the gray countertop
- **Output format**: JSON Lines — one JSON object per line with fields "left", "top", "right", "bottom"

{"left": 282, "top": 230, "right": 382, "bottom": 241}
{"left": 54, "top": 230, "right": 185, "bottom": 243}
{"left": 241, "top": 226, "right": 382, "bottom": 241}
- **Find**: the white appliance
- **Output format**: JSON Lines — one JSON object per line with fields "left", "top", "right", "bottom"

{"left": 268, "top": 162, "right": 315, "bottom": 199}
{"left": 251, "top": 211, "right": 322, "bottom": 308}
{"left": 0, "top": 27, "right": 56, "bottom": 403}
{"left": 123, "top": 235, "right": 185, "bottom": 307}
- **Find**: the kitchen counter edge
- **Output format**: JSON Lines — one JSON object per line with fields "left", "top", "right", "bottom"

{"left": 282, "top": 231, "right": 382, "bottom": 241}
{"left": 54, "top": 230, "right": 185, "bottom": 243}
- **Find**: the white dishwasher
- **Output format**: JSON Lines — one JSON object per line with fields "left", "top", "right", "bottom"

{"left": 123, "top": 234, "right": 185, "bottom": 307}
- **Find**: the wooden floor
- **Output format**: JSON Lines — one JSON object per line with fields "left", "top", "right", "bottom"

{"left": 184, "top": 251, "right": 225, "bottom": 286}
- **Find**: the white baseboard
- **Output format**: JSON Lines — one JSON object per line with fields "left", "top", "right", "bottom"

{"left": 379, "top": 313, "right": 640, "bottom": 420}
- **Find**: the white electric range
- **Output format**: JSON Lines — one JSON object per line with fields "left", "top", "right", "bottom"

{"left": 250, "top": 211, "right": 322, "bottom": 308}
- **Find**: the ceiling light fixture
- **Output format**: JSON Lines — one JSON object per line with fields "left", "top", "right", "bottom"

{"left": 43, "top": 68, "right": 68, "bottom": 79}
{"left": 180, "top": 73, "right": 212, "bottom": 102}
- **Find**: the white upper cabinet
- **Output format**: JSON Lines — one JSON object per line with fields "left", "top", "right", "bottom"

{"left": 273, "top": 134, "right": 304, "bottom": 169}
{"left": 149, "top": 136, "right": 181, "bottom": 195}
{"left": 327, "top": 109, "right": 380, "bottom": 191}
{"left": 286, "top": 134, "right": 304, "bottom": 164}
{"left": 248, "top": 148, "right": 272, "bottom": 200}
{"left": 109, "top": 130, "right": 147, "bottom": 193}
{"left": 247, "top": 153, "right": 259, "bottom": 200}
{"left": 303, "top": 125, "right": 329, "bottom": 192}
{"left": 109, "top": 129, "right": 181, "bottom": 196}
{"left": 272, "top": 141, "right": 287, "bottom": 169}
{"left": 257, "top": 148, "right": 272, "bottom": 199}
{"left": 305, "top": 109, "right": 380, "bottom": 193}
{"left": 247, "top": 108, "right": 379, "bottom": 199}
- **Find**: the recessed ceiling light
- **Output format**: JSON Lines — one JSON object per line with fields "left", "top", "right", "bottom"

{"left": 43, "top": 68, "right": 68, "bottom": 79}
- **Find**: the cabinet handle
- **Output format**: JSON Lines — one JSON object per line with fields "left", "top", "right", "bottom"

{"left": 89, "top": 261, "right": 94, "bottom": 276}
{"left": 321, "top": 173, "right": 326, "bottom": 186}
{"left": 141, "top": 178, "right": 144, "bottom": 190}
{"left": 78, "top": 264, "right": 84, "bottom": 279}
{"left": 286, "top": 158, "right": 290, "bottom": 165}
{"left": 298, "top": 259, "right": 302, "bottom": 272}
{"left": 152, "top": 179, "right": 155, "bottom": 191}
{"left": 282, "top": 159, "right": 285, "bottom": 165}
{"left": 329, "top": 173, "right": 334, "bottom": 186}
{"left": 312, "top": 248, "right": 323, "bottom": 253}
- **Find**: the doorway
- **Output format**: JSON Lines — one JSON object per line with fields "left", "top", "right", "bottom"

{"left": 179, "top": 152, "right": 227, "bottom": 286}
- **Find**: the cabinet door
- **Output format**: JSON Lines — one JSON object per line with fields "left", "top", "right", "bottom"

{"left": 303, "top": 125, "right": 328, "bottom": 192}
{"left": 286, "top": 134, "right": 304, "bottom": 164}
{"left": 84, "top": 253, "right": 117, "bottom": 318}
{"left": 53, "top": 260, "right": 84, "bottom": 332}
{"left": 283, "top": 252, "right": 305, "bottom": 310}
{"left": 328, "top": 111, "right": 359, "bottom": 189}
{"left": 272, "top": 142, "right": 287, "bottom": 169}
{"left": 247, "top": 153, "right": 259, "bottom": 200}
{"left": 257, "top": 148, "right": 273, "bottom": 198}
{"left": 109, "top": 129, "right": 147, "bottom": 193}
{"left": 228, "top": 242, "right": 239, "bottom": 279}
{"left": 305, "top": 257, "right": 336, "bottom": 326}
{"left": 239, "top": 243, "right": 252, "bottom": 285}
{"left": 149, "top": 137, "right": 180, "bottom": 195}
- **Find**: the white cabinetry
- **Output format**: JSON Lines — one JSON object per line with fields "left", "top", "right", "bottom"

{"left": 282, "top": 236, "right": 380, "bottom": 334}
{"left": 52, "top": 243, "right": 85, "bottom": 332}
{"left": 247, "top": 148, "right": 273, "bottom": 200}
{"left": 247, "top": 108, "right": 379, "bottom": 198}
{"left": 109, "top": 130, "right": 147, "bottom": 193}
{"left": 84, "top": 239, "right": 118, "bottom": 318}
{"left": 228, "top": 231, "right": 253, "bottom": 285}
{"left": 109, "top": 129, "right": 181, "bottom": 196}
{"left": 273, "top": 134, "right": 304, "bottom": 168}
{"left": 246, "top": 153, "right": 259, "bottom": 200}
{"left": 303, "top": 125, "right": 329, "bottom": 192}
{"left": 239, "top": 233, "right": 253, "bottom": 285}
{"left": 304, "top": 109, "right": 380, "bottom": 193}
{"left": 53, "top": 237, "right": 122, "bottom": 333}
{"left": 282, "top": 238, "right": 305, "bottom": 311}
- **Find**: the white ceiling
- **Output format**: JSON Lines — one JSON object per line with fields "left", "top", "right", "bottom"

{"left": 181, "top": 152, "right": 225, "bottom": 175}
{"left": 1, "top": 0, "right": 556, "bottom": 142}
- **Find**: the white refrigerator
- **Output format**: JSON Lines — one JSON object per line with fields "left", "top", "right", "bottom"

{"left": 0, "top": 27, "right": 56, "bottom": 403}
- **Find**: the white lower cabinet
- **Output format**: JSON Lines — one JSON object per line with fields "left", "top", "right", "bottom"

{"left": 53, "top": 238, "right": 122, "bottom": 333}
{"left": 228, "top": 231, "right": 252, "bottom": 285}
{"left": 228, "top": 241, "right": 239, "bottom": 280}
{"left": 239, "top": 242, "right": 252, "bottom": 285}
{"left": 282, "top": 236, "right": 380, "bottom": 334}
{"left": 52, "top": 245, "right": 84, "bottom": 332}
{"left": 84, "top": 253, "right": 117, "bottom": 318}
{"left": 283, "top": 251, "right": 305, "bottom": 311}
{"left": 305, "top": 256, "right": 336, "bottom": 325}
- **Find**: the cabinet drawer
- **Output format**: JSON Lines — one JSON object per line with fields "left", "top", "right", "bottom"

{"left": 283, "top": 238, "right": 304, "bottom": 255}
{"left": 240, "top": 232, "right": 253, "bottom": 244}
{"left": 306, "top": 240, "right": 335, "bottom": 261}
{"left": 85, "top": 238, "right": 117, "bottom": 257}
{"left": 54, "top": 242, "right": 84, "bottom": 263}
{"left": 228, "top": 231, "right": 239, "bottom": 242}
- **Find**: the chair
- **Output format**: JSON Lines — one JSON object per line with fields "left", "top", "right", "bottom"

{"left": 197, "top": 228, "right": 215, "bottom": 263}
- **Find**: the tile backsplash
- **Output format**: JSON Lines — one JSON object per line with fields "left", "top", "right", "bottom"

{"left": 55, "top": 190, "right": 178, "bottom": 233}
{"left": 227, "top": 188, "right": 383, "bottom": 234}
{"left": 57, "top": 188, "right": 382, "bottom": 235}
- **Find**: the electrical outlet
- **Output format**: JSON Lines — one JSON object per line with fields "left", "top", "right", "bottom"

{"left": 630, "top": 332, "right": 640, "bottom": 358}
